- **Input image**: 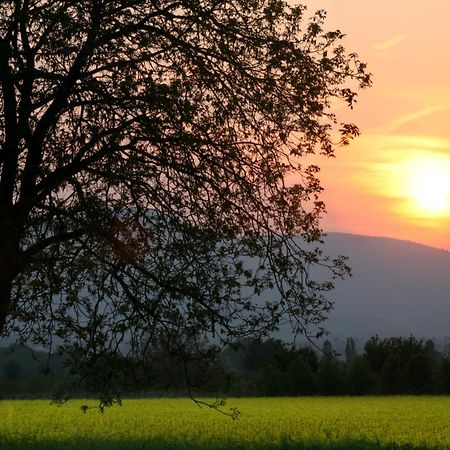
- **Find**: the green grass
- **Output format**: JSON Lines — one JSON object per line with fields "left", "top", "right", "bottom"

{"left": 0, "top": 397, "right": 449, "bottom": 449}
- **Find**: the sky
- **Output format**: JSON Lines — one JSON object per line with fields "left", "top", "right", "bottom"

{"left": 298, "top": 0, "right": 450, "bottom": 250}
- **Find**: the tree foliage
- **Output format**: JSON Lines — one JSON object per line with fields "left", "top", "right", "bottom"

{"left": 0, "top": 0, "right": 370, "bottom": 394}
{"left": 214, "top": 336, "right": 448, "bottom": 397}
{"left": 364, "top": 336, "right": 434, "bottom": 394}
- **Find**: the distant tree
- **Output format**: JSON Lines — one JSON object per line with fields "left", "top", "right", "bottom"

{"left": 296, "top": 346, "right": 320, "bottom": 372}
{"left": 424, "top": 339, "right": 441, "bottom": 364}
{"left": 321, "top": 340, "right": 334, "bottom": 360}
{"left": 0, "top": 1, "right": 370, "bottom": 396}
{"left": 287, "top": 353, "right": 317, "bottom": 395}
{"left": 440, "top": 358, "right": 450, "bottom": 394}
{"left": 380, "top": 353, "right": 405, "bottom": 394}
{"left": 224, "top": 339, "right": 321, "bottom": 396}
{"left": 259, "top": 362, "right": 286, "bottom": 396}
{"left": 346, "top": 356, "right": 378, "bottom": 395}
{"left": 363, "top": 336, "right": 387, "bottom": 374}
{"left": 405, "top": 352, "right": 433, "bottom": 394}
{"left": 238, "top": 339, "right": 287, "bottom": 373}
{"left": 317, "top": 357, "right": 342, "bottom": 395}
{"left": 3, "top": 358, "right": 22, "bottom": 381}
{"left": 318, "top": 340, "right": 342, "bottom": 394}
{"left": 437, "top": 344, "right": 450, "bottom": 394}
{"left": 364, "top": 336, "right": 433, "bottom": 394}
{"left": 345, "top": 337, "right": 357, "bottom": 365}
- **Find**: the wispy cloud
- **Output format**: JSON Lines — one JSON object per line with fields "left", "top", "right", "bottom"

{"left": 386, "top": 106, "right": 448, "bottom": 132}
{"left": 373, "top": 34, "right": 408, "bottom": 51}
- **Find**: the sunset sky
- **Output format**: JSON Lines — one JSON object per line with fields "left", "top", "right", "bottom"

{"left": 300, "top": 0, "right": 450, "bottom": 250}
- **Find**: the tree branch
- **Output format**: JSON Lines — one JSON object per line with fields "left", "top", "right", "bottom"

{"left": 22, "top": 228, "right": 86, "bottom": 261}
{"left": 0, "top": 32, "right": 19, "bottom": 207}
{"left": 19, "top": 2, "right": 102, "bottom": 206}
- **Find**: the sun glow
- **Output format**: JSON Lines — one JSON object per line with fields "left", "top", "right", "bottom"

{"left": 406, "top": 158, "right": 450, "bottom": 216}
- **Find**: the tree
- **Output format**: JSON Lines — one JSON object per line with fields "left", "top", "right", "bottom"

{"left": 3, "top": 358, "right": 23, "bottom": 381}
{"left": 345, "top": 337, "right": 357, "bottom": 365}
{"left": 238, "top": 338, "right": 287, "bottom": 373}
{"left": 364, "top": 336, "right": 433, "bottom": 394}
{"left": 440, "top": 357, "right": 450, "bottom": 394}
{"left": 317, "top": 339, "right": 342, "bottom": 394}
{"left": 0, "top": 0, "right": 370, "bottom": 395}
{"left": 287, "top": 352, "right": 317, "bottom": 395}
{"left": 346, "top": 356, "right": 378, "bottom": 395}
{"left": 321, "top": 340, "right": 334, "bottom": 360}
{"left": 317, "top": 352, "right": 343, "bottom": 395}
{"left": 405, "top": 352, "right": 433, "bottom": 394}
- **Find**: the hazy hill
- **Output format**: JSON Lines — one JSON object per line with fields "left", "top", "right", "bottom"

{"left": 1, "top": 232, "right": 449, "bottom": 349}
{"left": 311, "top": 232, "right": 450, "bottom": 342}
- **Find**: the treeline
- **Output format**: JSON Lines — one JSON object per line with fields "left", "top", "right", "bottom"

{"left": 217, "top": 336, "right": 450, "bottom": 396}
{"left": 1, "top": 336, "right": 450, "bottom": 397}
{"left": 0, "top": 344, "right": 66, "bottom": 397}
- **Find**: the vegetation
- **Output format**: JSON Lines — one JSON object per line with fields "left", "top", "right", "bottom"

{"left": 219, "top": 336, "right": 450, "bottom": 396}
{"left": 0, "top": 0, "right": 370, "bottom": 398}
{"left": 2, "top": 335, "right": 450, "bottom": 398}
{"left": 1, "top": 397, "right": 449, "bottom": 449}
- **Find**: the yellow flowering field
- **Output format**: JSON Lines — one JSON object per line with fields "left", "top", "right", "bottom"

{"left": 0, "top": 396, "right": 448, "bottom": 449}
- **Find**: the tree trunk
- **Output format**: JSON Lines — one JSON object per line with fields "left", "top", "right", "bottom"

{"left": 0, "top": 214, "right": 22, "bottom": 335}
{"left": 0, "top": 268, "right": 13, "bottom": 335}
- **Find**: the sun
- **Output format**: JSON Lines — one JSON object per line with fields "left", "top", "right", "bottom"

{"left": 407, "top": 159, "right": 450, "bottom": 215}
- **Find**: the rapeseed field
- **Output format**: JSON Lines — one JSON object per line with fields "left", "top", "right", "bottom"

{"left": 0, "top": 397, "right": 448, "bottom": 449}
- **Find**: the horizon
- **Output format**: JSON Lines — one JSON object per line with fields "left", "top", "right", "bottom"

{"left": 323, "top": 230, "right": 450, "bottom": 253}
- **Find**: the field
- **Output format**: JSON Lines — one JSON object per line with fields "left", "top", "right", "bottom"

{"left": 1, "top": 397, "right": 449, "bottom": 450}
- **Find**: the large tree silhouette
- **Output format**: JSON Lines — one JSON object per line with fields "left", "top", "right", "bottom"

{"left": 0, "top": 0, "right": 370, "bottom": 391}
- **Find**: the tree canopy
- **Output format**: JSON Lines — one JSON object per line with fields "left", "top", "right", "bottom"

{"left": 0, "top": 0, "right": 370, "bottom": 395}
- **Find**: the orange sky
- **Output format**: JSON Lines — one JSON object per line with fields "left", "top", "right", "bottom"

{"left": 298, "top": 0, "right": 450, "bottom": 250}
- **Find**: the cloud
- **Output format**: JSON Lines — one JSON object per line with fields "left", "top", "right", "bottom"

{"left": 373, "top": 34, "right": 408, "bottom": 51}
{"left": 385, "top": 106, "right": 447, "bottom": 131}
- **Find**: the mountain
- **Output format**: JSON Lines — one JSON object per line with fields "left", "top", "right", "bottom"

{"left": 312, "top": 232, "right": 450, "bottom": 342}
{"left": 2, "top": 232, "right": 449, "bottom": 349}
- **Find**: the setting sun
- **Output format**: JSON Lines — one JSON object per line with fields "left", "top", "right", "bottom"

{"left": 407, "top": 159, "right": 450, "bottom": 215}
{"left": 298, "top": 0, "right": 450, "bottom": 250}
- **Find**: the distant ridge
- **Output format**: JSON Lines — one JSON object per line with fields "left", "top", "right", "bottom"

{"left": 1, "top": 232, "right": 449, "bottom": 348}
{"left": 312, "top": 232, "right": 450, "bottom": 341}
{"left": 324, "top": 231, "right": 450, "bottom": 255}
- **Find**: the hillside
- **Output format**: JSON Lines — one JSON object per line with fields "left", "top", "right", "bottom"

{"left": 1, "top": 233, "right": 449, "bottom": 348}
{"left": 313, "top": 232, "right": 450, "bottom": 341}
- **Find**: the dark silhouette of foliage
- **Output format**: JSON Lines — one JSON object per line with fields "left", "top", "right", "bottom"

{"left": 240, "top": 338, "right": 289, "bottom": 373}
{"left": 345, "top": 337, "right": 357, "bottom": 365}
{"left": 3, "top": 357, "right": 22, "bottom": 381}
{"left": 212, "top": 335, "right": 450, "bottom": 397}
{"left": 0, "top": 0, "right": 370, "bottom": 398}
{"left": 346, "top": 356, "right": 378, "bottom": 395}
{"left": 287, "top": 353, "right": 317, "bottom": 395}
{"left": 440, "top": 359, "right": 450, "bottom": 394}
{"left": 2, "top": 335, "right": 450, "bottom": 397}
{"left": 321, "top": 339, "right": 335, "bottom": 360}
{"left": 364, "top": 336, "right": 436, "bottom": 395}
{"left": 318, "top": 358, "right": 343, "bottom": 395}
